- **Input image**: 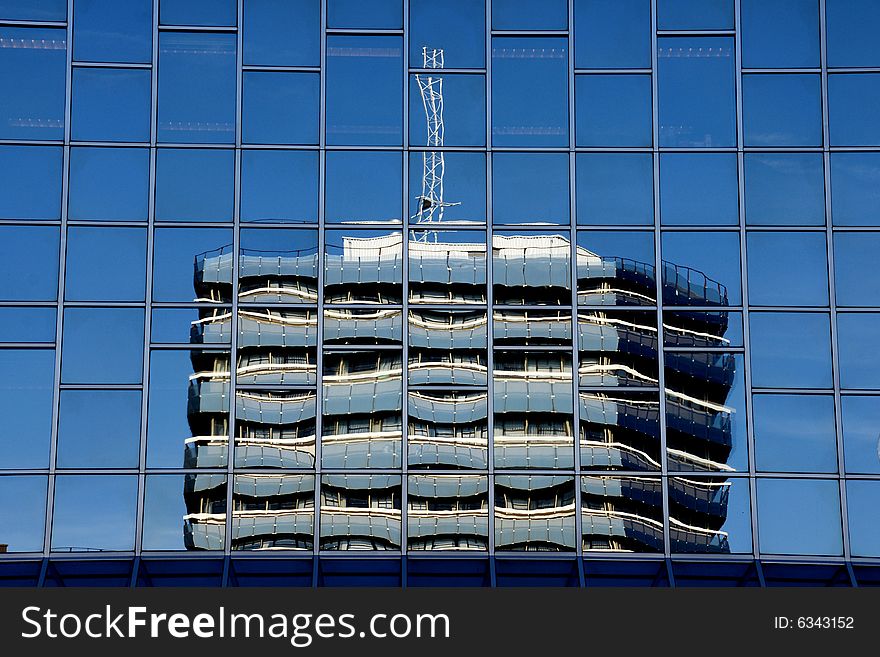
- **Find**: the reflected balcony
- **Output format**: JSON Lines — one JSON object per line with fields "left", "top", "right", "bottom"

{"left": 494, "top": 475, "right": 577, "bottom": 551}
{"left": 320, "top": 475, "right": 402, "bottom": 551}
{"left": 231, "top": 474, "right": 315, "bottom": 551}
{"left": 407, "top": 475, "right": 490, "bottom": 551}
{"left": 408, "top": 391, "right": 489, "bottom": 469}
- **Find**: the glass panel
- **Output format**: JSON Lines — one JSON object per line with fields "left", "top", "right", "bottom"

{"left": 0, "top": 225, "right": 59, "bottom": 301}
{"left": 829, "top": 73, "right": 880, "bottom": 146}
{"left": 243, "top": 0, "right": 320, "bottom": 67}
{"left": 326, "top": 35, "right": 403, "bottom": 146}
{"left": 409, "top": 74, "right": 486, "bottom": 147}
{"left": 408, "top": 392, "right": 489, "bottom": 469}
{"left": 576, "top": 74, "right": 652, "bottom": 146}
{"left": 160, "top": 0, "right": 236, "bottom": 26}
{"left": 0, "top": 350, "right": 54, "bottom": 468}
{"left": 826, "top": 0, "right": 880, "bottom": 67}
{"left": 324, "top": 309, "right": 402, "bottom": 347}
{"left": 0, "top": 476, "right": 47, "bottom": 552}
{"left": 241, "top": 150, "right": 318, "bottom": 224}
{"left": 492, "top": 153, "right": 569, "bottom": 225}
{"left": 574, "top": 0, "right": 650, "bottom": 69}
{"left": 324, "top": 230, "right": 403, "bottom": 304}
{"left": 831, "top": 153, "right": 880, "bottom": 226}
{"left": 147, "top": 350, "right": 230, "bottom": 468}
{"left": 578, "top": 310, "right": 657, "bottom": 388}
{"left": 841, "top": 396, "right": 880, "bottom": 474}
{"left": 492, "top": 0, "right": 567, "bottom": 29}
{"left": 320, "top": 475, "right": 402, "bottom": 550}
{"left": 753, "top": 394, "right": 837, "bottom": 473}
{"left": 60, "top": 308, "right": 144, "bottom": 384}
{"left": 662, "top": 231, "right": 741, "bottom": 306}
{"left": 0, "top": 146, "right": 62, "bottom": 220}
{"left": 577, "top": 153, "right": 653, "bottom": 226}
{"left": 847, "top": 481, "right": 880, "bottom": 557}
{"left": 658, "top": 0, "right": 733, "bottom": 29}
{"left": 741, "top": 0, "right": 819, "bottom": 68}
{"left": 51, "top": 475, "right": 138, "bottom": 552}
{"left": 658, "top": 36, "right": 735, "bottom": 147}
{"left": 410, "top": 0, "right": 484, "bottom": 69}
{"left": 0, "top": 307, "right": 55, "bottom": 343}
{"left": 408, "top": 475, "right": 489, "bottom": 551}
{"left": 242, "top": 71, "right": 319, "bottom": 145}
{"left": 580, "top": 391, "right": 660, "bottom": 471}
{"left": 746, "top": 231, "right": 828, "bottom": 307}
{"left": 57, "top": 390, "right": 141, "bottom": 468}
{"left": 582, "top": 476, "right": 664, "bottom": 552}
{"left": 492, "top": 37, "right": 568, "bottom": 147}
{"left": 239, "top": 228, "right": 319, "bottom": 304}
{"left": 326, "top": 151, "right": 402, "bottom": 224}
{"left": 153, "top": 228, "right": 233, "bottom": 303}
{"left": 743, "top": 74, "right": 822, "bottom": 146}
{"left": 495, "top": 475, "right": 576, "bottom": 551}
{"left": 143, "top": 474, "right": 227, "bottom": 551}
{"left": 71, "top": 68, "right": 151, "bottom": 142}
{"left": 407, "top": 309, "right": 488, "bottom": 387}
{"left": 158, "top": 32, "right": 236, "bottom": 144}
{"left": 0, "top": 0, "right": 65, "bottom": 20}
{"left": 408, "top": 152, "right": 486, "bottom": 224}
{"left": 664, "top": 310, "right": 743, "bottom": 348}
{"left": 0, "top": 27, "right": 66, "bottom": 140}
{"left": 152, "top": 307, "right": 231, "bottom": 345}
{"left": 73, "top": 0, "right": 152, "bottom": 64}
{"left": 497, "top": 230, "right": 572, "bottom": 306}
{"left": 497, "top": 309, "right": 571, "bottom": 347}
{"left": 749, "top": 312, "right": 832, "bottom": 388}
{"left": 757, "top": 478, "right": 842, "bottom": 556}
{"left": 409, "top": 230, "right": 486, "bottom": 304}
{"left": 156, "top": 148, "right": 234, "bottom": 222}
{"left": 235, "top": 392, "right": 316, "bottom": 469}
{"left": 660, "top": 153, "right": 738, "bottom": 226}
{"left": 65, "top": 227, "right": 147, "bottom": 301}
{"left": 834, "top": 233, "right": 880, "bottom": 306}
{"left": 233, "top": 474, "right": 314, "bottom": 550}
{"left": 322, "top": 351, "right": 403, "bottom": 469}
{"left": 669, "top": 476, "right": 752, "bottom": 554}
{"left": 577, "top": 231, "right": 655, "bottom": 306}
{"left": 327, "top": 0, "right": 401, "bottom": 28}
{"left": 837, "top": 313, "right": 880, "bottom": 390}
{"left": 69, "top": 147, "right": 150, "bottom": 221}
{"left": 237, "top": 308, "right": 318, "bottom": 386}
{"left": 745, "top": 153, "right": 825, "bottom": 226}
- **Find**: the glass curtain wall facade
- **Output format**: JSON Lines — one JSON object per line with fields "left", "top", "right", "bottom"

{"left": 0, "top": 0, "right": 879, "bottom": 587}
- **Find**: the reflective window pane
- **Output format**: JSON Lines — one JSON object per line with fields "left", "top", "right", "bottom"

{"left": 324, "top": 230, "right": 402, "bottom": 304}
{"left": 664, "top": 310, "right": 743, "bottom": 348}
{"left": 837, "top": 313, "right": 880, "bottom": 390}
{"left": 669, "top": 476, "right": 752, "bottom": 554}
{"left": 408, "top": 309, "right": 488, "bottom": 385}
{"left": 409, "top": 230, "right": 486, "bottom": 304}
{"left": 410, "top": 0, "right": 484, "bottom": 69}
{"left": 495, "top": 475, "right": 576, "bottom": 551}
{"left": 662, "top": 232, "right": 741, "bottom": 306}
{"left": 753, "top": 394, "right": 837, "bottom": 473}
{"left": 660, "top": 153, "right": 738, "bottom": 226}
{"left": 233, "top": 474, "right": 314, "bottom": 550}
{"left": 492, "top": 0, "right": 567, "bottom": 30}
{"left": 152, "top": 308, "right": 231, "bottom": 345}
{"left": 72, "top": 68, "right": 151, "bottom": 142}
{"left": 658, "top": 37, "right": 735, "bottom": 147}
{"left": 237, "top": 309, "right": 317, "bottom": 387}
{"left": 160, "top": 0, "right": 236, "bottom": 26}
{"left": 0, "top": 476, "right": 47, "bottom": 552}
{"left": 658, "top": 0, "right": 733, "bottom": 29}
{"left": 408, "top": 152, "right": 486, "bottom": 224}
{"left": 0, "top": 225, "right": 59, "bottom": 301}
{"left": 153, "top": 228, "right": 233, "bottom": 303}
{"left": 51, "top": 475, "right": 138, "bottom": 552}
{"left": 408, "top": 475, "right": 489, "bottom": 551}
{"left": 68, "top": 147, "right": 150, "bottom": 221}
{"left": 834, "top": 232, "right": 880, "bottom": 306}
{"left": 829, "top": 74, "right": 880, "bottom": 146}
{"left": 243, "top": 71, "right": 319, "bottom": 145}
{"left": 576, "top": 74, "right": 652, "bottom": 146}
{"left": 241, "top": 150, "right": 318, "bottom": 224}
{"left": 579, "top": 391, "right": 659, "bottom": 471}
{"left": 326, "top": 152, "right": 401, "bottom": 224}
{"left": 493, "top": 153, "right": 569, "bottom": 225}
{"left": 826, "top": 0, "right": 880, "bottom": 67}
{"left": 320, "top": 475, "right": 402, "bottom": 550}
{"left": 746, "top": 232, "right": 828, "bottom": 307}
{"left": 156, "top": 148, "right": 234, "bottom": 222}
{"left": 57, "top": 390, "right": 141, "bottom": 468}
{"left": 243, "top": 0, "right": 319, "bottom": 67}
{"left": 497, "top": 231, "right": 572, "bottom": 306}
{"left": 847, "top": 481, "right": 880, "bottom": 557}
{"left": 328, "top": 0, "right": 401, "bottom": 28}
{"left": 842, "top": 396, "right": 880, "bottom": 475}
{"left": 577, "top": 153, "right": 653, "bottom": 226}
{"left": 741, "top": 0, "right": 819, "bottom": 69}
{"left": 409, "top": 74, "right": 485, "bottom": 147}
{"left": 577, "top": 231, "right": 654, "bottom": 306}
{"left": 749, "top": 312, "right": 832, "bottom": 389}
{"left": 574, "top": 0, "right": 650, "bottom": 69}
{"left": 757, "top": 478, "right": 842, "bottom": 556}
{"left": 831, "top": 153, "right": 880, "bottom": 227}
{"left": 408, "top": 392, "right": 489, "bottom": 469}
{"left": 0, "top": 350, "right": 54, "bottom": 468}
{"left": 65, "top": 226, "right": 147, "bottom": 301}
{"left": 0, "top": 307, "right": 55, "bottom": 343}
{"left": 144, "top": 474, "right": 227, "bottom": 551}
{"left": 744, "top": 153, "right": 825, "bottom": 226}
{"left": 61, "top": 308, "right": 144, "bottom": 384}
{"left": 235, "top": 390, "right": 317, "bottom": 468}
{"left": 582, "top": 476, "right": 663, "bottom": 552}
{"left": 0, "top": 146, "right": 62, "bottom": 220}
{"left": 743, "top": 74, "right": 822, "bottom": 146}
{"left": 0, "top": 0, "right": 65, "bottom": 20}
{"left": 73, "top": 0, "right": 151, "bottom": 64}
{"left": 492, "top": 37, "right": 568, "bottom": 147}
{"left": 239, "top": 228, "right": 319, "bottom": 304}
{"left": 578, "top": 310, "right": 657, "bottom": 388}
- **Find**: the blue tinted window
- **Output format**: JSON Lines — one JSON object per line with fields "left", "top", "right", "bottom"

{"left": 741, "top": 0, "right": 819, "bottom": 68}
{"left": 0, "top": 307, "right": 55, "bottom": 343}
{"left": 74, "top": 0, "right": 151, "bottom": 64}
{"left": 68, "top": 147, "right": 150, "bottom": 221}
{"left": 158, "top": 32, "right": 236, "bottom": 144}
{"left": 747, "top": 232, "right": 828, "bottom": 306}
{"left": 241, "top": 150, "right": 318, "bottom": 224}
{"left": 328, "top": 0, "right": 401, "bottom": 28}
{"left": 574, "top": 0, "right": 650, "bottom": 69}
{"left": 0, "top": 27, "right": 66, "bottom": 140}
{"left": 658, "top": 37, "right": 735, "bottom": 147}
{"left": 410, "top": 0, "right": 484, "bottom": 69}
{"left": 829, "top": 74, "right": 880, "bottom": 146}
{"left": 243, "top": 72, "right": 319, "bottom": 145}
{"left": 65, "top": 227, "right": 147, "bottom": 302}
{"left": 144, "top": 475, "right": 226, "bottom": 550}
{"left": 0, "top": 225, "right": 59, "bottom": 301}
{"left": 493, "top": 0, "right": 567, "bottom": 29}
{"left": 660, "top": 154, "right": 738, "bottom": 226}
{"left": 658, "top": 0, "right": 732, "bottom": 29}
{"left": 662, "top": 232, "right": 742, "bottom": 305}
{"left": 578, "top": 231, "right": 655, "bottom": 269}
{"left": 826, "top": 0, "right": 880, "bottom": 67}
{"left": 753, "top": 394, "right": 837, "bottom": 473}
{"left": 0, "top": 146, "right": 62, "bottom": 220}
{"left": 160, "top": 0, "right": 236, "bottom": 26}
{"left": 576, "top": 74, "right": 652, "bottom": 146}
{"left": 831, "top": 153, "right": 880, "bottom": 226}
{"left": 492, "top": 37, "right": 568, "bottom": 147}
{"left": 57, "top": 390, "right": 141, "bottom": 468}
{"left": 61, "top": 308, "right": 144, "bottom": 384}
{"left": 0, "top": 350, "right": 54, "bottom": 468}
{"left": 757, "top": 479, "right": 842, "bottom": 556}
{"left": 493, "top": 153, "right": 569, "bottom": 225}
{"left": 408, "top": 152, "right": 486, "bottom": 224}
{"left": 243, "top": 0, "right": 319, "bottom": 66}
{"left": 326, "top": 36, "right": 403, "bottom": 146}
{"left": 834, "top": 232, "right": 880, "bottom": 306}
{"left": 842, "top": 396, "right": 880, "bottom": 474}
{"left": 744, "top": 153, "right": 825, "bottom": 225}
{"left": 327, "top": 152, "right": 401, "bottom": 224}
{"left": 151, "top": 308, "right": 231, "bottom": 345}
{"left": 0, "top": 476, "right": 47, "bottom": 552}
{"left": 837, "top": 313, "right": 880, "bottom": 390}
{"left": 409, "top": 74, "right": 485, "bottom": 147}
{"left": 576, "top": 153, "right": 653, "bottom": 226}
{"left": 51, "top": 475, "right": 138, "bottom": 552}
{"left": 743, "top": 74, "right": 822, "bottom": 146}
{"left": 749, "top": 312, "right": 832, "bottom": 388}
{"left": 153, "top": 228, "right": 233, "bottom": 302}
{"left": 156, "top": 149, "right": 234, "bottom": 222}
{"left": 0, "top": 0, "right": 65, "bottom": 20}
{"left": 72, "top": 68, "right": 151, "bottom": 142}
{"left": 848, "top": 481, "right": 880, "bottom": 557}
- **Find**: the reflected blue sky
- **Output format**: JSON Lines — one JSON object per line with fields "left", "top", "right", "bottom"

{"left": 757, "top": 479, "right": 842, "bottom": 556}
{"left": 578, "top": 153, "right": 653, "bottom": 226}
{"left": 69, "top": 147, "right": 150, "bottom": 221}
{"left": 241, "top": 150, "right": 318, "bottom": 224}
{"left": 0, "top": 350, "right": 54, "bottom": 469}
{"left": 0, "top": 477, "right": 47, "bottom": 552}
{"left": 52, "top": 475, "right": 138, "bottom": 552}
{"left": 61, "top": 308, "right": 144, "bottom": 384}
{"left": 160, "top": 0, "right": 235, "bottom": 27}
{"left": 0, "top": 146, "right": 62, "bottom": 220}
{"left": 0, "top": 226, "right": 59, "bottom": 301}
{"left": 575, "top": 0, "right": 650, "bottom": 69}
{"left": 753, "top": 394, "right": 837, "bottom": 473}
{"left": 73, "top": 0, "right": 151, "bottom": 64}
{"left": 749, "top": 312, "right": 832, "bottom": 389}
{"left": 741, "top": 0, "right": 819, "bottom": 68}
{"left": 57, "top": 389, "right": 141, "bottom": 468}
{"left": 745, "top": 153, "right": 825, "bottom": 226}
{"left": 243, "top": 0, "right": 319, "bottom": 67}
{"left": 156, "top": 148, "right": 234, "bottom": 222}
{"left": 747, "top": 232, "right": 828, "bottom": 307}
{"left": 661, "top": 153, "right": 738, "bottom": 226}
{"left": 410, "top": 0, "right": 484, "bottom": 68}
{"left": 842, "top": 396, "right": 880, "bottom": 475}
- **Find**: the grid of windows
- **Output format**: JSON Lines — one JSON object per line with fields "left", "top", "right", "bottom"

{"left": 1, "top": 0, "right": 879, "bottom": 587}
